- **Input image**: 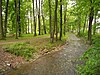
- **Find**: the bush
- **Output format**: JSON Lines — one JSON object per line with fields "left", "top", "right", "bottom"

{"left": 77, "top": 34, "right": 100, "bottom": 75}
{"left": 3, "top": 42, "right": 36, "bottom": 60}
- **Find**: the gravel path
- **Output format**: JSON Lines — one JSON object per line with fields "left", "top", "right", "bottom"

{"left": 4, "top": 33, "right": 87, "bottom": 75}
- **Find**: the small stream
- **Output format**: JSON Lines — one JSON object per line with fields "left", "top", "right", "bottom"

{"left": 3, "top": 34, "right": 87, "bottom": 75}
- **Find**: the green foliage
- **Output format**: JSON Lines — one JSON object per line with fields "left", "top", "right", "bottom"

{"left": 3, "top": 42, "right": 36, "bottom": 60}
{"left": 77, "top": 34, "right": 100, "bottom": 75}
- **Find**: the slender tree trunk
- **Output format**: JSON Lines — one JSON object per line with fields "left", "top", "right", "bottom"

{"left": 18, "top": 0, "right": 21, "bottom": 37}
{"left": 93, "top": 11, "right": 97, "bottom": 35}
{"left": 42, "top": 15, "right": 46, "bottom": 34}
{"left": 38, "top": 0, "right": 41, "bottom": 35}
{"left": 88, "top": 4, "right": 94, "bottom": 44}
{"left": 83, "top": 14, "right": 87, "bottom": 33}
{"left": 30, "top": 11, "right": 33, "bottom": 34}
{"left": 33, "top": 0, "right": 36, "bottom": 36}
{"left": 78, "top": 16, "right": 81, "bottom": 36}
{"left": 53, "top": 0, "right": 58, "bottom": 41}
{"left": 55, "top": 0, "right": 58, "bottom": 41}
{"left": 34, "top": 0, "right": 37, "bottom": 36}
{"left": 64, "top": 4, "right": 67, "bottom": 36}
{"left": 0, "top": 0, "right": 4, "bottom": 39}
{"left": 28, "top": 17, "right": 30, "bottom": 34}
{"left": 4, "top": 0, "right": 9, "bottom": 37}
{"left": 41, "top": 0, "right": 46, "bottom": 34}
{"left": 25, "top": 22, "right": 27, "bottom": 34}
{"left": 59, "top": 0, "right": 62, "bottom": 40}
{"left": 12, "top": 20, "right": 14, "bottom": 32}
{"left": 48, "top": 0, "right": 52, "bottom": 42}
{"left": 15, "top": 0, "right": 18, "bottom": 39}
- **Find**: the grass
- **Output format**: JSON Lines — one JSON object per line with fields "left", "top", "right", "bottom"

{"left": 77, "top": 34, "right": 100, "bottom": 75}
{"left": 0, "top": 34, "right": 49, "bottom": 42}
{"left": 3, "top": 42, "right": 36, "bottom": 60}
{"left": 2, "top": 33, "right": 68, "bottom": 60}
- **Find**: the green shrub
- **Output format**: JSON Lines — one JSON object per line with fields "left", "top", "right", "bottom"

{"left": 3, "top": 42, "right": 36, "bottom": 60}
{"left": 77, "top": 34, "right": 100, "bottom": 75}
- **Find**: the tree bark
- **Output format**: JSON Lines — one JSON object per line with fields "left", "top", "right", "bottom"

{"left": 52, "top": 0, "right": 58, "bottom": 41}
{"left": 4, "top": 0, "right": 9, "bottom": 37}
{"left": 41, "top": 0, "right": 46, "bottom": 34}
{"left": 93, "top": 11, "right": 97, "bottom": 35}
{"left": 15, "top": 0, "right": 18, "bottom": 39}
{"left": 88, "top": 5, "right": 94, "bottom": 44}
{"left": 33, "top": 0, "right": 37, "bottom": 36}
{"left": 18, "top": 0, "right": 21, "bottom": 37}
{"left": 78, "top": 16, "right": 81, "bottom": 36}
{"left": 0, "top": 0, "right": 4, "bottom": 39}
{"left": 32, "top": 0, "right": 37, "bottom": 36}
{"left": 48, "top": 0, "right": 53, "bottom": 42}
{"left": 83, "top": 14, "right": 87, "bottom": 34}
{"left": 28, "top": 17, "right": 30, "bottom": 34}
{"left": 38, "top": 0, "right": 41, "bottom": 35}
{"left": 64, "top": 4, "right": 67, "bottom": 36}
{"left": 59, "top": 0, "right": 62, "bottom": 40}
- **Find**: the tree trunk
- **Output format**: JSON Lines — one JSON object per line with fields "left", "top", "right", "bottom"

{"left": 42, "top": 15, "right": 46, "bottom": 34}
{"left": 53, "top": 0, "right": 58, "bottom": 41}
{"left": 38, "top": 0, "right": 41, "bottom": 35}
{"left": 18, "top": 0, "right": 21, "bottom": 37}
{"left": 64, "top": 4, "right": 67, "bottom": 36}
{"left": 33, "top": 0, "right": 37, "bottom": 36}
{"left": 78, "top": 16, "right": 81, "bottom": 36}
{"left": 59, "top": 0, "right": 62, "bottom": 40}
{"left": 15, "top": 0, "right": 18, "bottom": 39}
{"left": 41, "top": 0, "right": 46, "bottom": 34}
{"left": 48, "top": 0, "right": 53, "bottom": 42}
{"left": 28, "top": 17, "right": 30, "bottom": 34}
{"left": 30, "top": 11, "right": 33, "bottom": 34}
{"left": 4, "top": 0, "right": 9, "bottom": 37}
{"left": 83, "top": 14, "right": 87, "bottom": 34}
{"left": 88, "top": 5, "right": 94, "bottom": 44}
{"left": 93, "top": 11, "right": 97, "bottom": 35}
{"left": 0, "top": 0, "right": 4, "bottom": 39}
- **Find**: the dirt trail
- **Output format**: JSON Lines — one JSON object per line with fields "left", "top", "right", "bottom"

{"left": 3, "top": 34, "right": 87, "bottom": 75}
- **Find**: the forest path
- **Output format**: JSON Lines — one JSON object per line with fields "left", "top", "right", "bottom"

{"left": 5, "top": 33, "right": 87, "bottom": 75}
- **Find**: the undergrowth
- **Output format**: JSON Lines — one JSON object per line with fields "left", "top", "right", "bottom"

{"left": 3, "top": 42, "right": 36, "bottom": 60}
{"left": 77, "top": 34, "right": 100, "bottom": 75}
{"left": 2, "top": 34, "right": 68, "bottom": 60}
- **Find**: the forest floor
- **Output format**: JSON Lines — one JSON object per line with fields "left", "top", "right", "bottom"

{"left": 2, "top": 33, "right": 88, "bottom": 75}
{"left": 0, "top": 34, "right": 66, "bottom": 74}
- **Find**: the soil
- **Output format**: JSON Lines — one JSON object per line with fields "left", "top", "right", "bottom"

{"left": 0, "top": 36, "right": 66, "bottom": 75}
{"left": 3, "top": 33, "right": 88, "bottom": 75}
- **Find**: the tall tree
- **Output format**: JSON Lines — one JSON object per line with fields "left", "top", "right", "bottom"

{"left": 59, "top": 0, "right": 62, "bottom": 40}
{"left": 38, "top": 0, "right": 41, "bottom": 35}
{"left": 78, "top": 15, "right": 81, "bottom": 36}
{"left": 52, "top": 0, "right": 58, "bottom": 42}
{"left": 41, "top": 0, "right": 46, "bottom": 34}
{"left": 48, "top": 0, "right": 53, "bottom": 42}
{"left": 15, "top": 0, "right": 18, "bottom": 39}
{"left": 28, "top": 12, "right": 30, "bottom": 34}
{"left": 34, "top": 0, "right": 38, "bottom": 36}
{"left": 18, "top": 0, "right": 21, "bottom": 37}
{"left": 64, "top": 4, "right": 67, "bottom": 36}
{"left": 88, "top": 0, "right": 94, "bottom": 44}
{"left": 0, "top": 0, "right": 4, "bottom": 39}
{"left": 83, "top": 14, "right": 87, "bottom": 34}
{"left": 55, "top": 0, "right": 58, "bottom": 41}
{"left": 4, "top": 0, "right": 9, "bottom": 37}
{"left": 33, "top": 0, "right": 36, "bottom": 36}
{"left": 93, "top": 11, "right": 97, "bottom": 35}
